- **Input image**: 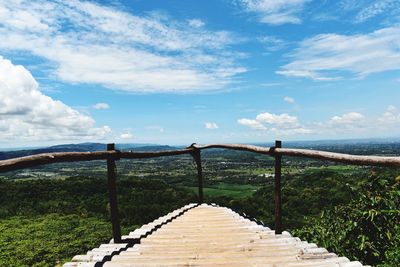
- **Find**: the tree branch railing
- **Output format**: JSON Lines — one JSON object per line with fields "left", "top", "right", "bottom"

{"left": 1, "top": 141, "right": 400, "bottom": 241}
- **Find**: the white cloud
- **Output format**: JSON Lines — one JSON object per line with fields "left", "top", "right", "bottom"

{"left": 258, "top": 36, "right": 286, "bottom": 51}
{"left": 339, "top": 0, "right": 367, "bottom": 11}
{"left": 238, "top": 111, "right": 311, "bottom": 135}
{"left": 331, "top": 1, "right": 400, "bottom": 25}
{"left": 270, "top": 127, "right": 313, "bottom": 135}
{"left": 93, "top": 103, "right": 110, "bottom": 110}
{"left": 239, "top": 107, "right": 400, "bottom": 138}
{"left": 205, "top": 122, "right": 219, "bottom": 129}
{"left": 238, "top": 0, "right": 310, "bottom": 25}
{"left": 278, "top": 26, "right": 400, "bottom": 80}
{"left": 0, "top": 0, "right": 245, "bottom": 93}
{"left": 328, "top": 112, "right": 365, "bottom": 125}
{"left": 188, "top": 19, "right": 205, "bottom": 28}
{"left": 0, "top": 56, "right": 111, "bottom": 143}
{"left": 354, "top": 0, "right": 399, "bottom": 23}
{"left": 284, "top": 96, "right": 295, "bottom": 104}
{"left": 256, "top": 112, "right": 299, "bottom": 128}
{"left": 144, "top": 125, "right": 165, "bottom": 133}
{"left": 237, "top": 119, "right": 267, "bottom": 130}
{"left": 311, "top": 108, "right": 400, "bottom": 136}
{"left": 310, "top": 112, "right": 366, "bottom": 134}
{"left": 311, "top": 112, "right": 368, "bottom": 135}
{"left": 120, "top": 132, "right": 134, "bottom": 139}
{"left": 379, "top": 105, "right": 400, "bottom": 124}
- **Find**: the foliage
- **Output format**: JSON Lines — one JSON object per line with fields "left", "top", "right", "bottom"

{"left": 0, "top": 176, "right": 196, "bottom": 226}
{"left": 216, "top": 167, "right": 367, "bottom": 229}
{"left": 185, "top": 182, "right": 259, "bottom": 198}
{"left": 0, "top": 177, "right": 197, "bottom": 266}
{"left": 0, "top": 214, "right": 111, "bottom": 267}
{"left": 292, "top": 171, "right": 400, "bottom": 266}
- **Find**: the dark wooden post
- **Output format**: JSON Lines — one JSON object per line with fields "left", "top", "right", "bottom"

{"left": 107, "top": 143, "right": 122, "bottom": 243}
{"left": 191, "top": 148, "right": 204, "bottom": 204}
{"left": 274, "top": 140, "right": 283, "bottom": 234}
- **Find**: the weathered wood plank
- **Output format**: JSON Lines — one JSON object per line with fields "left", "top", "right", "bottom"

{"left": 0, "top": 151, "right": 115, "bottom": 172}
{"left": 119, "top": 149, "right": 193, "bottom": 159}
{"left": 1, "top": 142, "right": 400, "bottom": 173}
{"left": 87, "top": 204, "right": 365, "bottom": 267}
{"left": 274, "top": 140, "right": 283, "bottom": 234}
{"left": 107, "top": 144, "right": 122, "bottom": 243}
{"left": 0, "top": 149, "right": 193, "bottom": 173}
{"left": 192, "top": 143, "right": 400, "bottom": 166}
{"left": 275, "top": 147, "right": 400, "bottom": 166}
{"left": 191, "top": 143, "right": 274, "bottom": 155}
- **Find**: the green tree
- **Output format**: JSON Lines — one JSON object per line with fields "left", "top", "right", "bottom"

{"left": 293, "top": 172, "right": 400, "bottom": 266}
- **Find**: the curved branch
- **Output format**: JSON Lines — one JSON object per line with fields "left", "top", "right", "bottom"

{"left": 276, "top": 148, "right": 400, "bottom": 167}
{"left": 1, "top": 143, "right": 400, "bottom": 173}
{"left": 192, "top": 144, "right": 274, "bottom": 155}
{"left": 0, "top": 151, "right": 116, "bottom": 173}
{"left": 120, "top": 148, "right": 193, "bottom": 159}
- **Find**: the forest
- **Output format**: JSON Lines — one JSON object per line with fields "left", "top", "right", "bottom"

{"left": 0, "top": 143, "right": 399, "bottom": 266}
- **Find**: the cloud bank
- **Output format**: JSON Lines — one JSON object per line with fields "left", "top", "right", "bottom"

{"left": 93, "top": 103, "right": 110, "bottom": 110}
{"left": 238, "top": 0, "right": 310, "bottom": 25}
{"left": 0, "top": 0, "right": 245, "bottom": 93}
{"left": 238, "top": 108, "right": 400, "bottom": 138}
{"left": 238, "top": 112, "right": 312, "bottom": 135}
{"left": 278, "top": 26, "right": 400, "bottom": 80}
{"left": 205, "top": 122, "right": 219, "bottom": 129}
{"left": 0, "top": 56, "right": 110, "bottom": 143}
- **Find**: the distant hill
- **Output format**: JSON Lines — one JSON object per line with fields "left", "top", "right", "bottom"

{"left": 0, "top": 143, "right": 180, "bottom": 160}
{"left": 48, "top": 143, "right": 106, "bottom": 152}
{"left": 124, "top": 145, "right": 180, "bottom": 152}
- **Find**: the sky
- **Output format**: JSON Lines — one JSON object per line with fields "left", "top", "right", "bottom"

{"left": 1, "top": 0, "right": 400, "bottom": 147}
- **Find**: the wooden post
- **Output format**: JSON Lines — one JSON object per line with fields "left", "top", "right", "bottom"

{"left": 191, "top": 148, "right": 204, "bottom": 204}
{"left": 107, "top": 143, "right": 122, "bottom": 243}
{"left": 274, "top": 140, "right": 283, "bottom": 234}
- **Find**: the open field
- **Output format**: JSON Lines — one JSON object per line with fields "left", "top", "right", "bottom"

{"left": 184, "top": 182, "right": 260, "bottom": 198}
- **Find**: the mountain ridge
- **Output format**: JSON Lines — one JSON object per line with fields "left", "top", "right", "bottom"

{"left": 0, "top": 143, "right": 180, "bottom": 160}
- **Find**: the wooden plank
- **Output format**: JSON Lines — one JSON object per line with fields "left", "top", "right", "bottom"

{"left": 0, "top": 149, "right": 193, "bottom": 173}
{"left": 191, "top": 143, "right": 273, "bottom": 155}
{"left": 274, "top": 140, "right": 283, "bottom": 234}
{"left": 275, "top": 147, "right": 400, "bottom": 166}
{"left": 65, "top": 204, "right": 365, "bottom": 267}
{"left": 2, "top": 142, "right": 400, "bottom": 173}
{"left": 192, "top": 143, "right": 400, "bottom": 166}
{"left": 107, "top": 144, "right": 122, "bottom": 243}
{"left": 0, "top": 151, "right": 115, "bottom": 172}
{"left": 119, "top": 149, "right": 192, "bottom": 159}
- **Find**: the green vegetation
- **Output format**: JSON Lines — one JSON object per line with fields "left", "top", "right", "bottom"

{"left": 292, "top": 172, "right": 400, "bottom": 266}
{"left": 0, "top": 177, "right": 196, "bottom": 266}
{"left": 184, "top": 182, "right": 259, "bottom": 198}
{"left": 219, "top": 167, "right": 368, "bottom": 229}
{"left": 0, "top": 144, "right": 399, "bottom": 266}
{"left": 0, "top": 214, "right": 111, "bottom": 267}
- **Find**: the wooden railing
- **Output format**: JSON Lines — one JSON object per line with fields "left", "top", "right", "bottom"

{"left": 1, "top": 141, "right": 400, "bottom": 242}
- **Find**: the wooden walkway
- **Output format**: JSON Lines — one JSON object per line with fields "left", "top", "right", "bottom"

{"left": 64, "top": 204, "right": 366, "bottom": 267}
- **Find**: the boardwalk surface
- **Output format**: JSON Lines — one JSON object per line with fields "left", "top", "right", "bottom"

{"left": 64, "top": 204, "right": 366, "bottom": 267}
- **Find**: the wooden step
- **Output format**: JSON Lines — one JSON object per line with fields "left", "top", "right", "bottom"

{"left": 64, "top": 204, "right": 366, "bottom": 267}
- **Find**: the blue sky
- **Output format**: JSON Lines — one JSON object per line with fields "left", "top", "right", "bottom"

{"left": 1, "top": 0, "right": 400, "bottom": 147}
